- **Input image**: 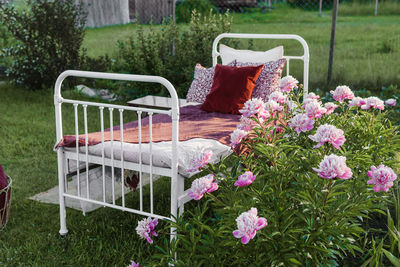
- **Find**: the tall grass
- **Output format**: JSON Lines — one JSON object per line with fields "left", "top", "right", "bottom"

{"left": 339, "top": 1, "right": 400, "bottom": 16}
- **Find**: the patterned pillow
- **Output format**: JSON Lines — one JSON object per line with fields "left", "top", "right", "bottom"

{"left": 186, "top": 64, "right": 216, "bottom": 103}
{"left": 235, "top": 58, "right": 286, "bottom": 102}
{"left": 186, "top": 61, "right": 239, "bottom": 104}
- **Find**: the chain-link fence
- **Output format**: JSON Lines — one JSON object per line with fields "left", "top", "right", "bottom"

{"left": 2, "top": 0, "right": 398, "bottom": 26}
{"left": 129, "top": 0, "right": 400, "bottom": 25}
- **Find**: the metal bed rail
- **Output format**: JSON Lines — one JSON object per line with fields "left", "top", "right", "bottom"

{"left": 54, "top": 70, "right": 181, "bottom": 236}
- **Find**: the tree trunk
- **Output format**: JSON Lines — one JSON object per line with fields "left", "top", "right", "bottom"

{"left": 327, "top": 0, "right": 339, "bottom": 84}
{"left": 375, "top": 0, "right": 378, "bottom": 16}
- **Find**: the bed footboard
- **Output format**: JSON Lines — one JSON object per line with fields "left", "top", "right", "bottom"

{"left": 54, "top": 70, "right": 183, "bottom": 236}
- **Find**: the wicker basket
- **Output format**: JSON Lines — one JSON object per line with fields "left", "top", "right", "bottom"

{"left": 0, "top": 176, "right": 12, "bottom": 230}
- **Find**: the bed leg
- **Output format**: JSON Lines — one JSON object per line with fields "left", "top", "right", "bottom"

{"left": 57, "top": 150, "right": 68, "bottom": 236}
{"left": 177, "top": 174, "right": 185, "bottom": 216}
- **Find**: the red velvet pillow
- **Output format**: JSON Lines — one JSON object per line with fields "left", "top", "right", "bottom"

{"left": 201, "top": 64, "right": 263, "bottom": 114}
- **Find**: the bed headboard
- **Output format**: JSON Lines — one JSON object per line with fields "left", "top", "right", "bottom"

{"left": 212, "top": 33, "right": 310, "bottom": 96}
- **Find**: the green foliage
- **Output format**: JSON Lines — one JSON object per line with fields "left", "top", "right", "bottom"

{"left": 116, "top": 10, "right": 233, "bottom": 98}
{"left": 176, "top": 0, "right": 217, "bottom": 23}
{"left": 152, "top": 88, "right": 400, "bottom": 265}
{"left": 362, "top": 182, "right": 400, "bottom": 266}
{"left": 0, "top": 0, "right": 87, "bottom": 89}
{"left": 0, "top": 14, "right": 11, "bottom": 68}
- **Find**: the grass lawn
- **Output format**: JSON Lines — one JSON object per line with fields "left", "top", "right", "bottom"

{"left": 0, "top": 82, "right": 188, "bottom": 265}
{"left": 83, "top": 4, "right": 400, "bottom": 92}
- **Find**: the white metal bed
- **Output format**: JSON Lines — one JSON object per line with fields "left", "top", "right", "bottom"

{"left": 54, "top": 33, "right": 309, "bottom": 239}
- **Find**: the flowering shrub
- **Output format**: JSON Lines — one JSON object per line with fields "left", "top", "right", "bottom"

{"left": 147, "top": 81, "right": 400, "bottom": 266}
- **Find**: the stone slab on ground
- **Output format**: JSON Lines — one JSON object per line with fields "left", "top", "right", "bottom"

{"left": 30, "top": 166, "right": 160, "bottom": 213}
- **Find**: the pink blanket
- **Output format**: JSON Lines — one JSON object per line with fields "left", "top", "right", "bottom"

{"left": 57, "top": 105, "right": 241, "bottom": 148}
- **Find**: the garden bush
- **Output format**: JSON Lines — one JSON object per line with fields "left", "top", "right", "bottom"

{"left": 176, "top": 0, "right": 217, "bottom": 23}
{"left": 0, "top": 17, "right": 11, "bottom": 69}
{"left": 116, "top": 10, "right": 233, "bottom": 99}
{"left": 0, "top": 0, "right": 87, "bottom": 90}
{"left": 129, "top": 79, "right": 400, "bottom": 265}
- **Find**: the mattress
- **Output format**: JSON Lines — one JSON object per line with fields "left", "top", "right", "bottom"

{"left": 64, "top": 138, "right": 232, "bottom": 177}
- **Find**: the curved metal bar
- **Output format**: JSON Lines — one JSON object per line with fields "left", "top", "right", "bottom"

{"left": 54, "top": 70, "right": 179, "bottom": 141}
{"left": 212, "top": 33, "right": 310, "bottom": 95}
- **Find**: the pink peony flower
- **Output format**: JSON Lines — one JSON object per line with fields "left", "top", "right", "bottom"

{"left": 309, "top": 124, "right": 346, "bottom": 149}
{"left": 239, "top": 98, "right": 266, "bottom": 118}
{"left": 187, "top": 150, "right": 213, "bottom": 173}
{"left": 234, "top": 171, "right": 256, "bottom": 187}
{"left": 286, "top": 99, "right": 300, "bottom": 114}
{"left": 233, "top": 208, "right": 267, "bottom": 244}
{"left": 385, "top": 98, "right": 397, "bottom": 107}
{"left": 312, "top": 154, "right": 352, "bottom": 180}
{"left": 187, "top": 174, "right": 218, "bottom": 200}
{"left": 268, "top": 91, "right": 287, "bottom": 104}
{"left": 230, "top": 129, "right": 248, "bottom": 147}
{"left": 305, "top": 92, "right": 320, "bottom": 100}
{"left": 324, "top": 102, "right": 338, "bottom": 115}
{"left": 238, "top": 116, "right": 260, "bottom": 132}
{"left": 258, "top": 108, "right": 271, "bottom": 120}
{"left": 288, "top": 113, "right": 315, "bottom": 133}
{"left": 348, "top": 97, "right": 366, "bottom": 108}
{"left": 367, "top": 164, "right": 397, "bottom": 192}
{"left": 361, "top": 96, "right": 385, "bottom": 110}
{"left": 128, "top": 261, "right": 139, "bottom": 267}
{"left": 302, "top": 97, "right": 321, "bottom": 110}
{"left": 136, "top": 217, "right": 158, "bottom": 244}
{"left": 302, "top": 98, "right": 317, "bottom": 108}
{"left": 330, "top": 85, "right": 354, "bottom": 103}
{"left": 265, "top": 100, "right": 283, "bottom": 114}
{"left": 304, "top": 101, "right": 327, "bottom": 119}
{"left": 280, "top": 75, "right": 299, "bottom": 93}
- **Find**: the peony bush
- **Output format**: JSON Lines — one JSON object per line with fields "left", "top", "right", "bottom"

{"left": 133, "top": 80, "right": 400, "bottom": 266}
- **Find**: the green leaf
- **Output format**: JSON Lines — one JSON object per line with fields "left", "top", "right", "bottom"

{"left": 289, "top": 258, "right": 302, "bottom": 265}
{"left": 382, "top": 249, "right": 400, "bottom": 267}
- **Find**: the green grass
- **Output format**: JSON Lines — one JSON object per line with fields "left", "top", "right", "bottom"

{"left": 83, "top": 4, "right": 400, "bottom": 92}
{"left": 339, "top": 1, "right": 400, "bottom": 16}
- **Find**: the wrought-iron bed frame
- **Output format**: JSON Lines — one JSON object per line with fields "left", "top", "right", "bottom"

{"left": 54, "top": 33, "right": 309, "bottom": 240}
